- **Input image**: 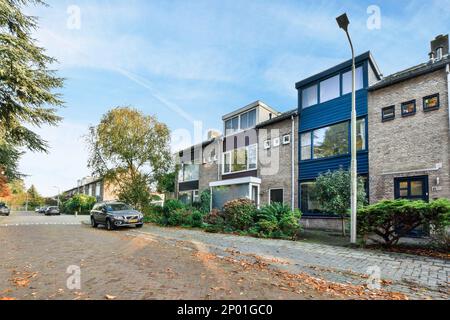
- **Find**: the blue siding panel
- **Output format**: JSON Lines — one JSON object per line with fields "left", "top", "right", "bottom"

{"left": 300, "top": 90, "right": 367, "bottom": 132}
{"left": 299, "top": 152, "right": 368, "bottom": 180}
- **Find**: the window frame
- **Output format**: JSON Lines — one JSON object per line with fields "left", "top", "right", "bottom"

{"left": 423, "top": 93, "right": 440, "bottom": 112}
{"left": 272, "top": 137, "right": 280, "bottom": 147}
{"left": 269, "top": 188, "right": 284, "bottom": 205}
{"left": 401, "top": 100, "right": 416, "bottom": 117}
{"left": 222, "top": 144, "right": 258, "bottom": 175}
{"left": 263, "top": 140, "right": 271, "bottom": 150}
{"left": 319, "top": 74, "right": 340, "bottom": 104}
{"left": 381, "top": 105, "right": 395, "bottom": 122}
{"left": 302, "top": 84, "right": 318, "bottom": 109}
{"left": 282, "top": 134, "right": 291, "bottom": 145}
{"left": 312, "top": 121, "right": 349, "bottom": 160}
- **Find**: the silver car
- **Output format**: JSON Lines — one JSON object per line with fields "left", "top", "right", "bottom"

{"left": 45, "top": 206, "right": 60, "bottom": 216}
{"left": 0, "top": 203, "right": 10, "bottom": 216}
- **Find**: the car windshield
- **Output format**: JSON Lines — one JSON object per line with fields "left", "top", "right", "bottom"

{"left": 106, "top": 203, "right": 132, "bottom": 212}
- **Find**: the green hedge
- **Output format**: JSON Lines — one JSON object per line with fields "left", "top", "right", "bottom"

{"left": 358, "top": 198, "right": 450, "bottom": 247}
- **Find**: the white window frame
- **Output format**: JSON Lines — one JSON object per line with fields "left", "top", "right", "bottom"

{"left": 222, "top": 144, "right": 258, "bottom": 175}
{"left": 249, "top": 183, "right": 260, "bottom": 208}
{"left": 263, "top": 140, "right": 271, "bottom": 150}
{"left": 272, "top": 137, "right": 280, "bottom": 147}
{"left": 224, "top": 108, "right": 258, "bottom": 137}
{"left": 282, "top": 134, "right": 291, "bottom": 145}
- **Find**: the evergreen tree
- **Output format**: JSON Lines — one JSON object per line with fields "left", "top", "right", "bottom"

{"left": 0, "top": 0, "right": 64, "bottom": 179}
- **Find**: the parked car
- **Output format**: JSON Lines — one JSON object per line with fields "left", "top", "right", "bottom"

{"left": 45, "top": 206, "right": 60, "bottom": 216}
{"left": 90, "top": 201, "right": 144, "bottom": 231}
{"left": 0, "top": 203, "right": 10, "bottom": 216}
{"left": 35, "top": 207, "right": 41, "bottom": 213}
{"left": 38, "top": 207, "right": 48, "bottom": 214}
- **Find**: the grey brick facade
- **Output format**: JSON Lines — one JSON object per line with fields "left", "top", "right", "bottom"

{"left": 368, "top": 68, "right": 450, "bottom": 203}
{"left": 257, "top": 116, "right": 299, "bottom": 209}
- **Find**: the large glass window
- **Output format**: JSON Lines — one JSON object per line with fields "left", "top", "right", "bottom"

{"left": 240, "top": 109, "right": 256, "bottom": 130}
{"left": 225, "top": 116, "right": 239, "bottom": 135}
{"left": 320, "top": 75, "right": 340, "bottom": 103}
{"left": 179, "top": 164, "right": 199, "bottom": 182}
{"left": 302, "top": 84, "right": 318, "bottom": 108}
{"left": 223, "top": 144, "right": 257, "bottom": 174}
{"left": 356, "top": 118, "right": 366, "bottom": 151}
{"left": 342, "top": 66, "right": 364, "bottom": 95}
{"left": 300, "top": 182, "right": 324, "bottom": 214}
{"left": 313, "top": 122, "right": 349, "bottom": 159}
{"left": 300, "top": 132, "right": 312, "bottom": 160}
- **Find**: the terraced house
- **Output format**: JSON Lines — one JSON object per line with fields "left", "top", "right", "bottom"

{"left": 175, "top": 101, "right": 299, "bottom": 211}
{"left": 368, "top": 35, "right": 450, "bottom": 203}
{"left": 175, "top": 34, "right": 449, "bottom": 232}
{"left": 296, "top": 52, "right": 382, "bottom": 230}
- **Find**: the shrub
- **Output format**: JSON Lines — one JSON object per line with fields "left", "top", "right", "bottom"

{"left": 198, "top": 190, "right": 211, "bottom": 214}
{"left": 222, "top": 198, "right": 257, "bottom": 231}
{"left": 256, "top": 203, "right": 302, "bottom": 239}
{"left": 257, "top": 219, "right": 278, "bottom": 234}
{"left": 167, "top": 208, "right": 192, "bottom": 226}
{"left": 358, "top": 199, "right": 450, "bottom": 247}
{"left": 278, "top": 213, "right": 301, "bottom": 239}
{"left": 188, "top": 210, "right": 204, "bottom": 228}
{"left": 142, "top": 204, "right": 164, "bottom": 224}
{"left": 162, "top": 199, "right": 185, "bottom": 225}
{"left": 63, "top": 194, "right": 96, "bottom": 215}
{"left": 257, "top": 202, "right": 290, "bottom": 222}
{"left": 204, "top": 209, "right": 225, "bottom": 226}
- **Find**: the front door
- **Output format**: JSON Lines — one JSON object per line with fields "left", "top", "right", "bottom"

{"left": 394, "top": 175, "right": 429, "bottom": 237}
{"left": 394, "top": 175, "right": 429, "bottom": 202}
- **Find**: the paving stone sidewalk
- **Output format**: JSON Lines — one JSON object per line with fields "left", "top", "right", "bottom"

{"left": 128, "top": 224, "right": 449, "bottom": 299}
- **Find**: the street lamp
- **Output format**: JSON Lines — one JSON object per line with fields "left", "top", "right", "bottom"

{"left": 336, "top": 13, "right": 357, "bottom": 244}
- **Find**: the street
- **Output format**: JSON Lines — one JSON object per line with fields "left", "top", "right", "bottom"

{"left": 0, "top": 212, "right": 448, "bottom": 300}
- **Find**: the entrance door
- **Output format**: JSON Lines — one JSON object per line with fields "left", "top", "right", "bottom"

{"left": 394, "top": 176, "right": 429, "bottom": 202}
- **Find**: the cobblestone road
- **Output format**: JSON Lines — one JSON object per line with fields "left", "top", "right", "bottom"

{"left": 125, "top": 225, "right": 449, "bottom": 299}
{"left": 0, "top": 212, "right": 448, "bottom": 300}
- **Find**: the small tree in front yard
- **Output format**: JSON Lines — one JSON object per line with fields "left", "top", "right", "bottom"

{"left": 314, "top": 169, "right": 367, "bottom": 236}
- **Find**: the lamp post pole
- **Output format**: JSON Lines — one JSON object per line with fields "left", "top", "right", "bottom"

{"left": 336, "top": 13, "right": 358, "bottom": 244}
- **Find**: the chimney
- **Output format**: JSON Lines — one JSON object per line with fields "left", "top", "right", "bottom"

{"left": 430, "top": 34, "right": 449, "bottom": 61}
{"left": 207, "top": 130, "right": 221, "bottom": 140}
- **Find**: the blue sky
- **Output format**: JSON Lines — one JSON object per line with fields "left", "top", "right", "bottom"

{"left": 19, "top": 0, "right": 450, "bottom": 196}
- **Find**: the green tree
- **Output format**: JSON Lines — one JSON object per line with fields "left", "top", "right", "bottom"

{"left": 26, "top": 184, "right": 43, "bottom": 209}
{"left": 314, "top": 169, "right": 367, "bottom": 236}
{"left": 0, "top": 0, "right": 64, "bottom": 179}
{"left": 86, "top": 107, "right": 172, "bottom": 209}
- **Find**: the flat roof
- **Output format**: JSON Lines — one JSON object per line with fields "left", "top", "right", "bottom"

{"left": 222, "top": 100, "right": 279, "bottom": 121}
{"left": 256, "top": 108, "right": 298, "bottom": 128}
{"left": 295, "top": 51, "right": 382, "bottom": 89}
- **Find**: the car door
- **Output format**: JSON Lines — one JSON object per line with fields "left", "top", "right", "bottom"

{"left": 98, "top": 204, "right": 108, "bottom": 223}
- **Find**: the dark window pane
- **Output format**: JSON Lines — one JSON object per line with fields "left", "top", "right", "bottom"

{"left": 270, "top": 189, "right": 284, "bottom": 204}
{"left": 401, "top": 101, "right": 416, "bottom": 116}
{"left": 411, "top": 181, "right": 423, "bottom": 196}
{"left": 423, "top": 94, "right": 439, "bottom": 111}
{"left": 382, "top": 106, "right": 395, "bottom": 121}
{"left": 300, "top": 183, "right": 324, "bottom": 214}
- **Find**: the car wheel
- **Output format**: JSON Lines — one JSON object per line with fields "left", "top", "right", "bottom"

{"left": 136, "top": 224, "right": 143, "bottom": 229}
{"left": 106, "top": 219, "right": 115, "bottom": 231}
{"left": 91, "top": 217, "right": 98, "bottom": 228}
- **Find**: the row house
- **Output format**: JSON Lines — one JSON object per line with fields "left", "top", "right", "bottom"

{"left": 175, "top": 34, "right": 449, "bottom": 232}
{"left": 368, "top": 35, "right": 450, "bottom": 203}
{"left": 175, "top": 101, "right": 299, "bottom": 211}
{"left": 64, "top": 176, "right": 117, "bottom": 202}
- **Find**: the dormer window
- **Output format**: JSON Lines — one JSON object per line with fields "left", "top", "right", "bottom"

{"left": 224, "top": 109, "right": 257, "bottom": 135}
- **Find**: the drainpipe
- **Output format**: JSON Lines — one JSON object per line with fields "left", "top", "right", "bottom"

{"left": 291, "top": 115, "right": 295, "bottom": 211}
